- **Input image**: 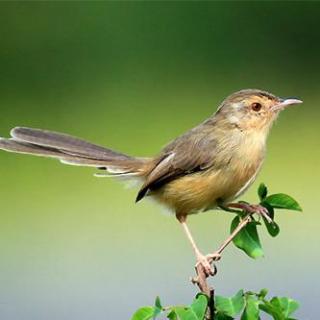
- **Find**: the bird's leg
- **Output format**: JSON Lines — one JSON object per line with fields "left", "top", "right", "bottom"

{"left": 177, "top": 215, "right": 220, "bottom": 276}
{"left": 227, "top": 202, "right": 273, "bottom": 223}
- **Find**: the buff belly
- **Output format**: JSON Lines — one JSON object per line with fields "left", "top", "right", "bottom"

{"left": 152, "top": 161, "right": 262, "bottom": 217}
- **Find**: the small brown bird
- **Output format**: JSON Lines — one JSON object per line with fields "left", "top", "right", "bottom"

{"left": 0, "top": 89, "right": 302, "bottom": 274}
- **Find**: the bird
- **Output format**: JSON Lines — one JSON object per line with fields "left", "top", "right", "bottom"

{"left": 0, "top": 89, "right": 302, "bottom": 275}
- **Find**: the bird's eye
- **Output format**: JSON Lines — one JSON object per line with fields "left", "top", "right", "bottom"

{"left": 251, "top": 102, "right": 262, "bottom": 112}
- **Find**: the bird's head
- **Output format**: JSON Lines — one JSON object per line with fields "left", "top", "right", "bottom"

{"left": 216, "top": 89, "right": 302, "bottom": 133}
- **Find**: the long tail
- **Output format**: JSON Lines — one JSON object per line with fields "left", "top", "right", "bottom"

{"left": 0, "top": 127, "right": 149, "bottom": 177}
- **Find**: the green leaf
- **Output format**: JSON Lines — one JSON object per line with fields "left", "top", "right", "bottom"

{"left": 172, "top": 295, "right": 208, "bottom": 320}
{"left": 131, "top": 306, "right": 155, "bottom": 320}
{"left": 258, "top": 289, "right": 268, "bottom": 299}
{"left": 215, "top": 312, "right": 234, "bottom": 320}
{"left": 241, "top": 296, "right": 260, "bottom": 320}
{"left": 190, "top": 294, "right": 208, "bottom": 319}
{"left": 258, "top": 183, "right": 268, "bottom": 201}
{"left": 155, "top": 296, "right": 162, "bottom": 310}
{"left": 263, "top": 194, "right": 302, "bottom": 211}
{"left": 259, "top": 297, "right": 298, "bottom": 320}
{"left": 167, "top": 310, "right": 178, "bottom": 320}
{"left": 215, "top": 290, "right": 245, "bottom": 317}
{"left": 260, "top": 297, "right": 299, "bottom": 320}
{"left": 259, "top": 302, "right": 284, "bottom": 320}
{"left": 270, "top": 297, "right": 299, "bottom": 318}
{"left": 173, "top": 307, "right": 198, "bottom": 320}
{"left": 231, "top": 217, "right": 264, "bottom": 259}
{"left": 153, "top": 296, "right": 162, "bottom": 319}
{"left": 263, "top": 218, "right": 280, "bottom": 237}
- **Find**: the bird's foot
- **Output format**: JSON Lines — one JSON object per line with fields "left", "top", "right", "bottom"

{"left": 195, "top": 252, "right": 221, "bottom": 277}
{"left": 233, "top": 203, "right": 273, "bottom": 223}
{"left": 206, "top": 252, "right": 222, "bottom": 262}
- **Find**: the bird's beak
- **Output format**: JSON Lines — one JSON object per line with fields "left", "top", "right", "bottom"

{"left": 272, "top": 98, "right": 303, "bottom": 112}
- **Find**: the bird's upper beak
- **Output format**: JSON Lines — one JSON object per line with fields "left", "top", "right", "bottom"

{"left": 272, "top": 98, "right": 303, "bottom": 112}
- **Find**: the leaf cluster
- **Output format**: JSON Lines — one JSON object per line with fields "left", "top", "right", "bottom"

{"left": 131, "top": 294, "right": 208, "bottom": 320}
{"left": 229, "top": 184, "right": 301, "bottom": 258}
{"left": 131, "top": 290, "right": 299, "bottom": 320}
{"left": 131, "top": 184, "right": 302, "bottom": 320}
{"left": 215, "top": 289, "right": 299, "bottom": 320}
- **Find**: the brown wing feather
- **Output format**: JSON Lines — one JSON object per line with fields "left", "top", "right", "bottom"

{"left": 136, "top": 125, "right": 218, "bottom": 202}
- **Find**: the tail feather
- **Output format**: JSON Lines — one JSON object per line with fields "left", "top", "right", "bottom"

{"left": 11, "top": 127, "right": 130, "bottom": 161}
{"left": 0, "top": 127, "right": 150, "bottom": 177}
{"left": 0, "top": 138, "right": 71, "bottom": 159}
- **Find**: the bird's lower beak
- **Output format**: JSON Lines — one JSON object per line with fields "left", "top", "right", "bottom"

{"left": 272, "top": 98, "right": 303, "bottom": 112}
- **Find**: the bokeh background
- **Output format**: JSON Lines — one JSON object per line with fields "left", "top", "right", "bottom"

{"left": 0, "top": 2, "right": 319, "bottom": 319}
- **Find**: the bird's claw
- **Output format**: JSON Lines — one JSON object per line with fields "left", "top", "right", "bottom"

{"left": 206, "top": 252, "right": 222, "bottom": 262}
{"left": 195, "top": 253, "right": 219, "bottom": 277}
{"left": 256, "top": 205, "right": 273, "bottom": 223}
{"left": 239, "top": 203, "right": 273, "bottom": 223}
{"left": 249, "top": 205, "right": 273, "bottom": 223}
{"left": 195, "top": 256, "right": 214, "bottom": 276}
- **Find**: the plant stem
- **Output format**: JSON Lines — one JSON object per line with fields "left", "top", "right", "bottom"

{"left": 215, "top": 213, "right": 252, "bottom": 255}
{"left": 192, "top": 212, "right": 253, "bottom": 319}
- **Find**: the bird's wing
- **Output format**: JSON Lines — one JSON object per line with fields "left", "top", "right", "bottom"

{"left": 136, "top": 127, "right": 218, "bottom": 202}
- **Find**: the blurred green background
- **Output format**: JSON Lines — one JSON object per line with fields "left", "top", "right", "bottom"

{"left": 0, "top": 2, "right": 319, "bottom": 319}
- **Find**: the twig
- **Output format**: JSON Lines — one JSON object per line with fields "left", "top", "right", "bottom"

{"left": 216, "top": 213, "right": 252, "bottom": 255}
{"left": 192, "top": 212, "right": 253, "bottom": 319}
{"left": 208, "top": 289, "right": 215, "bottom": 320}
